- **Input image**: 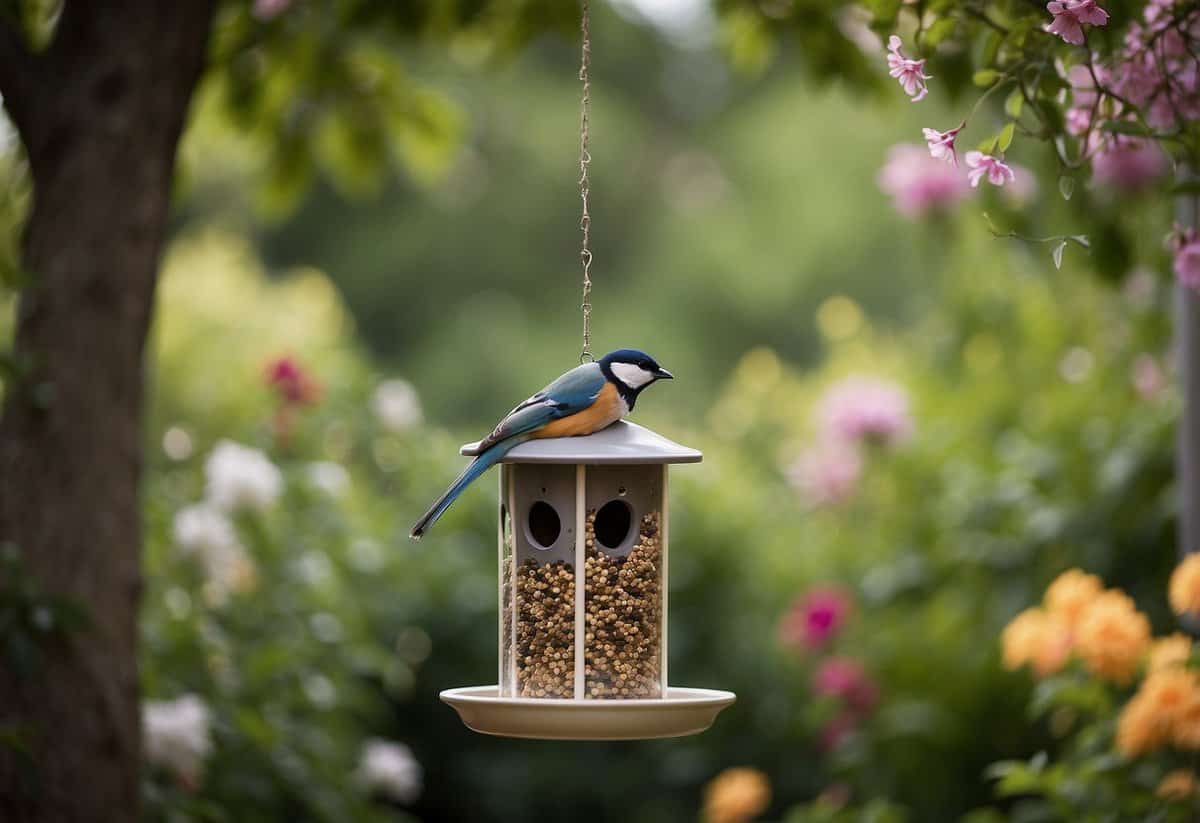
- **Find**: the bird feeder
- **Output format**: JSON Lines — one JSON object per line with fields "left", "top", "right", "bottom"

{"left": 440, "top": 420, "right": 736, "bottom": 740}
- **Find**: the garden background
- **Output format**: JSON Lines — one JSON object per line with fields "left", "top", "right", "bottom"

{"left": 0, "top": 0, "right": 1194, "bottom": 821}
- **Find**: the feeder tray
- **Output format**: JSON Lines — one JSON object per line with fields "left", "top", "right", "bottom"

{"left": 440, "top": 421, "right": 736, "bottom": 740}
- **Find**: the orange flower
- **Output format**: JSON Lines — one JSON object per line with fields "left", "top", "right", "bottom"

{"left": 1116, "top": 695, "right": 1167, "bottom": 757}
{"left": 1174, "top": 694, "right": 1200, "bottom": 749}
{"left": 1140, "top": 668, "right": 1199, "bottom": 721}
{"left": 1149, "top": 633, "right": 1193, "bottom": 672}
{"left": 1170, "top": 554, "right": 1200, "bottom": 617}
{"left": 703, "top": 768, "right": 771, "bottom": 823}
{"left": 1044, "top": 568, "right": 1103, "bottom": 628}
{"left": 1157, "top": 769, "right": 1197, "bottom": 800}
{"left": 1074, "top": 590, "right": 1151, "bottom": 684}
{"left": 1001, "top": 608, "right": 1071, "bottom": 677}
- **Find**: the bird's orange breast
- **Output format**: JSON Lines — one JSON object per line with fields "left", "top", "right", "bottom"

{"left": 533, "top": 381, "right": 624, "bottom": 439}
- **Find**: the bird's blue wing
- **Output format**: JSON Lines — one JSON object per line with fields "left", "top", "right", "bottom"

{"left": 475, "top": 362, "right": 606, "bottom": 452}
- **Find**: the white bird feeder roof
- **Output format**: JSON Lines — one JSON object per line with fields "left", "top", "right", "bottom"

{"left": 460, "top": 420, "right": 702, "bottom": 464}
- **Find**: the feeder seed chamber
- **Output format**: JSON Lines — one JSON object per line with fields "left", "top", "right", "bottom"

{"left": 440, "top": 420, "right": 736, "bottom": 740}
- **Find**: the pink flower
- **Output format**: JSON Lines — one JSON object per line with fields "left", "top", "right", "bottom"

{"left": 877, "top": 144, "right": 972, "bottom": 218}
{"left": 1003, "top": 164, "right": 1039, "bottom": 205}
{"left": 887, "top": 35, "right": 931, "bottom": 102}
{"left": 265, "top": 356, "right": 320, "bottom": 406}
{"left": 922, "top": 124, "right": 963, "bottom": 166}
{"left": 253, "top": 0, "right": 292, "bottom": 20}
{"left": 812, "top": 656, "right": 880, "bottom": 713}
{"left": 779, "top": 587, "right": 854, "bottom": 650}
{"left": 1132, "top": 353, "right": 1167, "bottom": 399}
{"left": 817, "top": 376, "right": 913, "bottom": 446}
{"left": 964, "top": 152, "right": 1016, "bottom": 188}
{"left": 786, "top": 442, "right": 863, "bottom": 507}
{"left": 1091, "top": 136, "right": 1167, "bottom": 191}
{"left": 1045, "top": 0, "right": 1109, "bottom": 45}
{"left": 1174, "top": 231, "right": 1200, "bottom": 290}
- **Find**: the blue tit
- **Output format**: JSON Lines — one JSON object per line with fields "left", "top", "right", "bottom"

{"left": 410, "top": 348, "right": 674, "bottom": 539}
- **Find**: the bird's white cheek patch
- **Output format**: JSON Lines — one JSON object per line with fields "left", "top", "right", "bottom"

{"left": 611, "top": 362, "right": 654, "bottom": 388}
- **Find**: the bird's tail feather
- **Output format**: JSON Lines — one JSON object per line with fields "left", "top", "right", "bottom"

{"left": 409, "top": 437, "right": 523, "bottom": 539}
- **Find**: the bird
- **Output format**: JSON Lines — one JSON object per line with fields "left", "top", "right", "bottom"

{"left": 410, "top": 348, "right": 674, "bottom": 539}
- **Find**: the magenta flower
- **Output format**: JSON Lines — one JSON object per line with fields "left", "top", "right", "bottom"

{"left": 922, "top": 124, "right": 963, "bottom": 166}
{"left": 964, "top": 151, "right": 1016, "bottom": 188}
{"left": 264, "top": 356, "right": 320, "bottom": 406}
{"left": 1091, "top": 136, "right": 1167, "bottom": 191}
{"left": 1045, "top": 0, "right": 1109, "bottom": 45}
{"left": 812, "top": 656, "right": 880, "bottom": 713}
{"left": 877, "top": 144, "right": 972, "bottom": 219}
{"left": 886, "top": 36, "right": 931, "bottom": 102}
{"left": 817, "top": 375, "right": 913, "bottom": 446}
{"left": 779, "top": 587, "right": 854, "bottom": 650}
{"left": 1174, "top": 231, "right": 1200, "bottom": 290}
{"left": 786, "top": 442, "right": 863, "bottom": 507}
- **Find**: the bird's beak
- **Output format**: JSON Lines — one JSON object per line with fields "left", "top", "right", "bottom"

{"left": 655, "top": 367, "right": 674, "bottom": 380}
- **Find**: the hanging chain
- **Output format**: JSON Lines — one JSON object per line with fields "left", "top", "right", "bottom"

{"left": 578, "top": 0, "right": 594, "bottom": 364}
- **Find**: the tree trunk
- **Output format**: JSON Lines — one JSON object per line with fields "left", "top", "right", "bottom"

{"left": 0, "top": 3, "right": 214, "bottom": 820}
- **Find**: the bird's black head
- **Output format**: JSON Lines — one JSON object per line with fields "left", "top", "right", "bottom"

{"left": 598, "top": 348, "right": 673, "bottom": 409}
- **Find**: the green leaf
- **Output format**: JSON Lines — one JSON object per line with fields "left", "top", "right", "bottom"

{"left": 1058, "top": 176, "right": 1075, "bottom": 200}
{"left": 924, "top": 17, "right": 957, "bottom": 46}
{"left": 977, "top": 135, "right": 999, "bottom": 154}
{"left": 1005, "top": 89, "right": 1024, "bottom": 119}
{"left": 1069, "top": 235, "right": 1090, "bottom": 248}
{"left": 1171, "top": 180, "right": 1200, "bottom": 195}
{"left": 998, "top": 122, "right": 1016, "bottom": 152}
{"left": 1100, "top": 119, "right": 1150, "bottom": 136}
{"left": 974, "top": 69, "right": 1002, "bottom": 87}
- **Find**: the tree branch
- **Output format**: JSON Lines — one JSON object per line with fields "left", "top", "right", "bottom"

{"left": 0, "top": 16, "right": 41, "bottom": 143}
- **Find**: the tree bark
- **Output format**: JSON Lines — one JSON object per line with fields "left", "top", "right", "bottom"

{"left": 0, "top": 3, "right": 214, "bottom": 820}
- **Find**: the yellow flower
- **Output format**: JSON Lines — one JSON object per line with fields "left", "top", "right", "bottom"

{"left": 1074, "top": 590, "right": 1151, "bottom": 684}
{"left": 1149, "top": 633, "right": 1193, "bottom": 672}
{"left": 1170, "top": 554, "right": 1200, "bottom": 617}
{"left": 703, "top": 768, "right": 771, "bottom": 823}
{"left": 1044, "top": 568, "right": 1103, "bottom": 628}
{"left": 1116, "top": 695, "right": 1167, "bottom": 757}
{"left": 1157, "top": 769, "right": 1197, "bottom": 800}
{"left": 1001, "top": 608, "right": 1071, "bottom": 677}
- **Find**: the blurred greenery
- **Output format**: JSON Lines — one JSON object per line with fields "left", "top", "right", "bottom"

{"left": 1, "top": 1, "right": 1188, "bottom": 821}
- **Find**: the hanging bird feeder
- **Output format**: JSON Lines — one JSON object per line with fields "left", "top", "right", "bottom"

{"left": 440, "top": 420, "right": 736, "bottom": 739}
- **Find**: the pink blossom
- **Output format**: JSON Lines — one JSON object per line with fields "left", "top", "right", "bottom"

{"left": 887, "top": 36, "right": 931, "bottom": 102}
{"left": 877, "top": 144, "right": 972, "bottom": 218}
{"left": 1091, "top": 137, "right": 1167, "bottom": 191}
{"left": 786, "top": 442, "right": 863, "bottom": 507}
{"left": 922, "top": 124, "right": 963, "bottom": 166}
{"left": 812, "top": 656, "right": 880, "bottom": 713}
{"left": 253, "top": 0, "right": 292, "bottom": 19}
{"left": 1045, "top": 0, "right": 1109, "bottom": 45}
{"left": 964, "top": 151, "right": 1016, "bottom": 188}
{"left": 779, "top": 587, "right": 854, "bottom": 650}
{"left": 265, "top": 356, "right": 320, "bottom": 406}
{"left": 1132, "top": 353, "right": 1167, "bottom": 399}
{"left": 817, "top": 375, "right": 913, "bottom": 446}
{"left": 1174, "top": 231, "right": 1200, "bottom": 290}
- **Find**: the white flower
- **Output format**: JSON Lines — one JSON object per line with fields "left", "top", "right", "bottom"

{"left": 204, "top": 439, "right": 283, "bottom": 512}
{"left": 173, "top": 504, "right": 257, "bottom": 603}
{"left": 307, "top": 461, "right": 349, "bottom": 496}
{"left": 372, "top": 379, "right": 423, "bottom": 433}
{"left": 357, "top": 739, "right": 422, "bottom": 803}
{"left": 143, "top": 694, "right": 213, "bottom": 787}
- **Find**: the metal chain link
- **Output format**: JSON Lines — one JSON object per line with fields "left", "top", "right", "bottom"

{"left": 578, "top": 0, "right": 594, "bottom": 364}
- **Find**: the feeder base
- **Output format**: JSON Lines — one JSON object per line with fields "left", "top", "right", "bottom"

{"left": 439, "top": 685, "right": 736, "bottom": 740}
